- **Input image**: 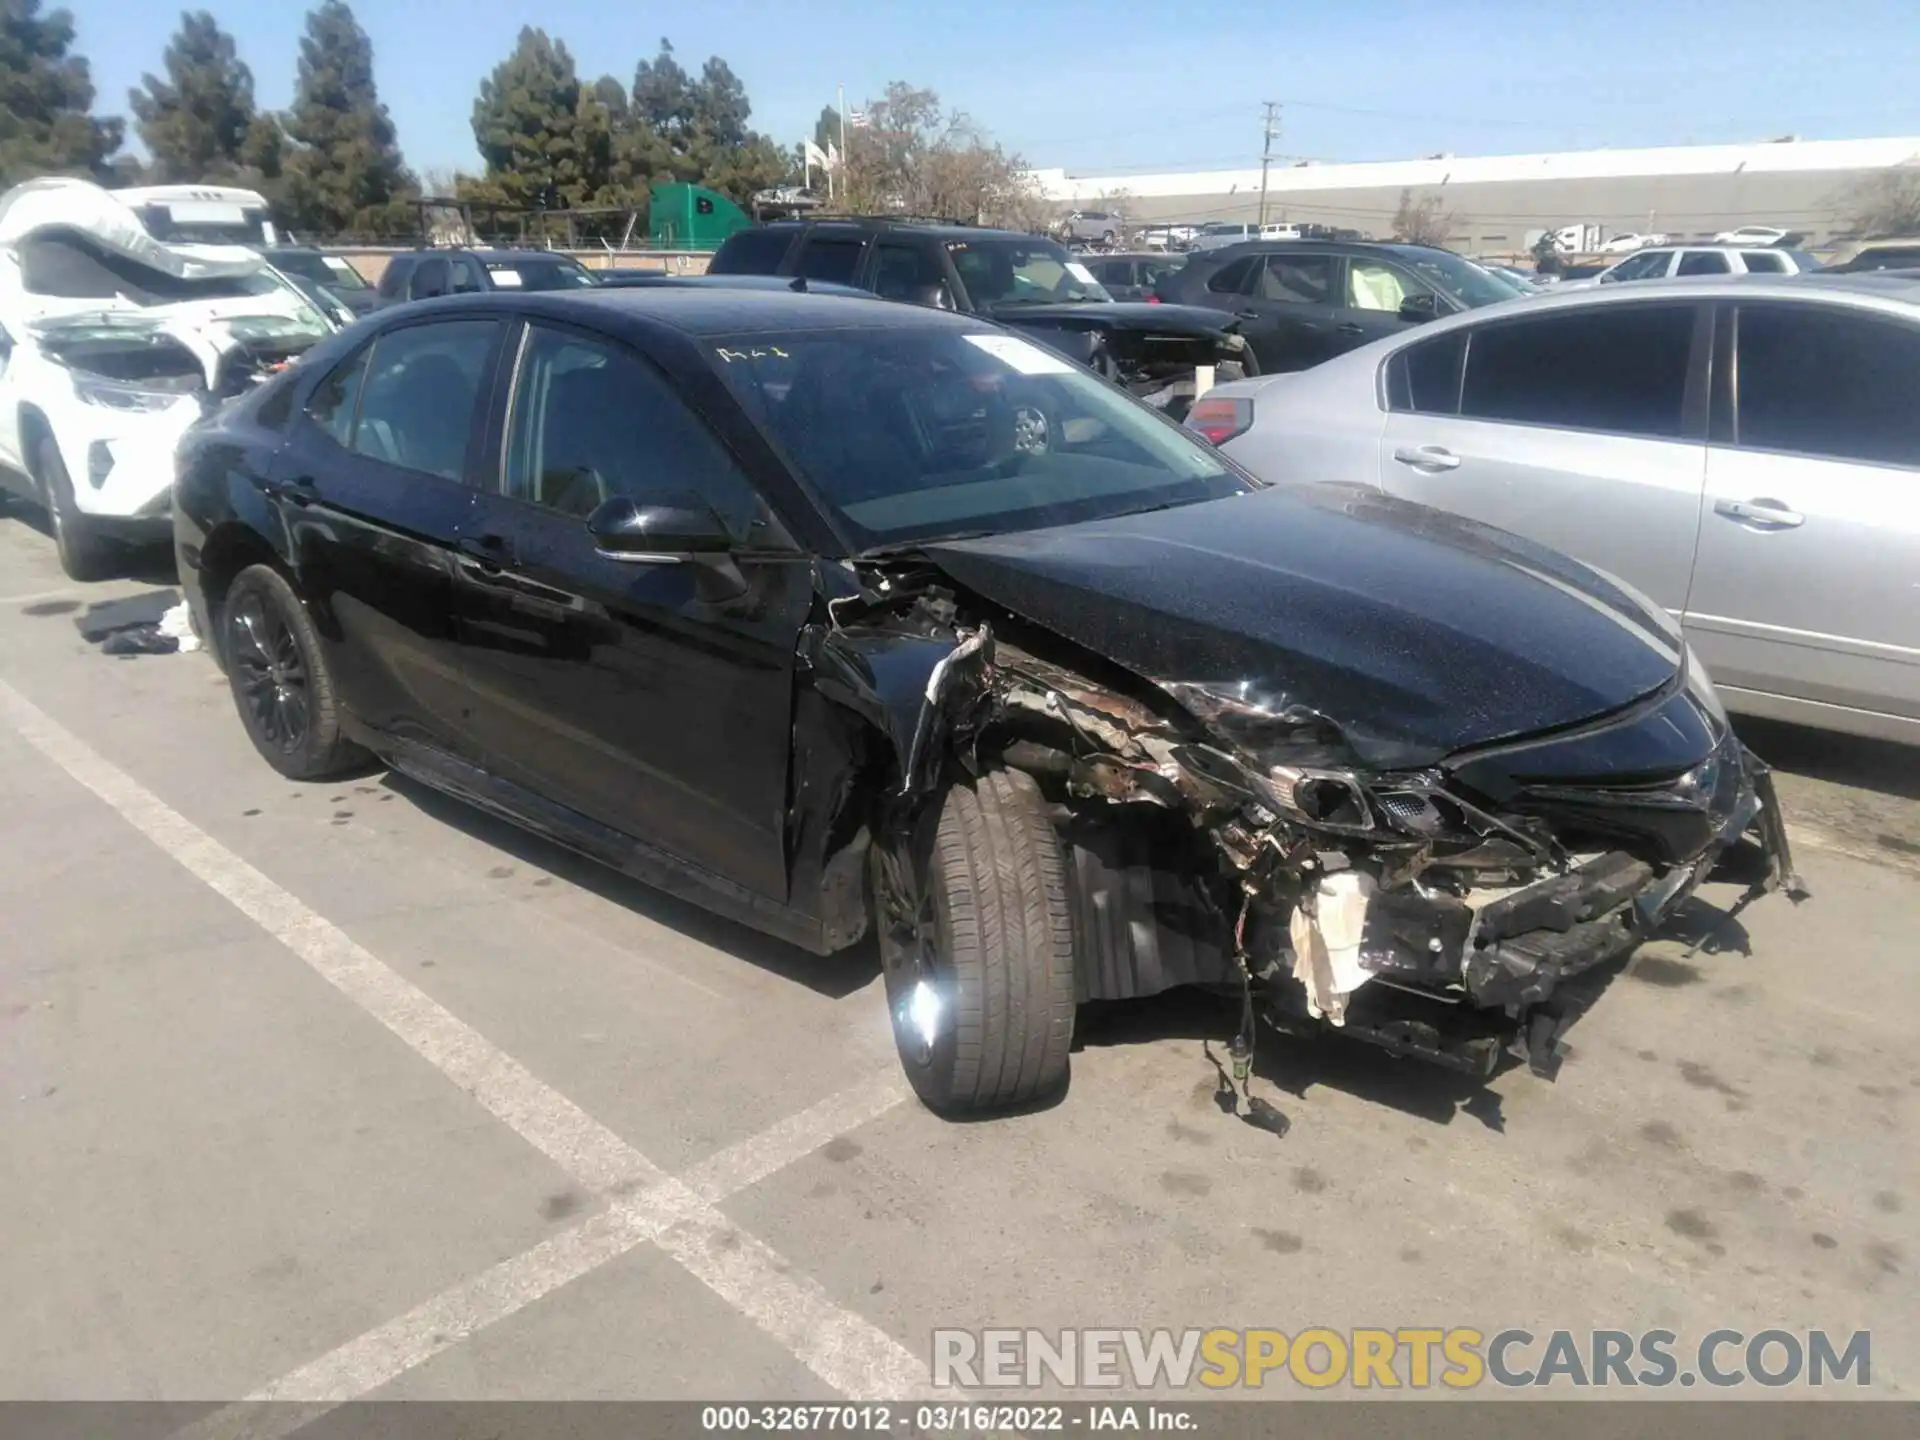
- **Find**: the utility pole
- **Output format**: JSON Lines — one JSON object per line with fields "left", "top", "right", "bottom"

{"left": 1257, "top": 101, "right": 1280, "bottom": 228}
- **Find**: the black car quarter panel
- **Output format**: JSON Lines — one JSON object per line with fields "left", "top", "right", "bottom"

{"left": 279, "top": 316, "right": 503, "bottom": 758}
{"left": 454, "top": 322, "right": 814, "bottom": 901}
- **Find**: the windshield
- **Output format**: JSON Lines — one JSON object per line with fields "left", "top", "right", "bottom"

{"left": 270, "top": 251, "right": 369, "bottom": 291}
{"left": 945, "top": 238, "right": 1111, "bottom": 306}
{"left": 708, "top": 326, "right": 1252, "bottom": 549}
{"left": 485, "top": 258, "right": 596, "bottom": 291}
{"left": 1393, "top": 249, "right": 1526, "bottom": 307}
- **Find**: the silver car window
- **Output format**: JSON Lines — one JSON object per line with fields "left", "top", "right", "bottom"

{"left": 1734, "top": 303, "right": 1920, "bottom": 467}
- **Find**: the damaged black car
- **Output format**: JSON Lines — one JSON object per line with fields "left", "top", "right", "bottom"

{"left": 173, "top": 289, "right": 1805, "bottom": 1115}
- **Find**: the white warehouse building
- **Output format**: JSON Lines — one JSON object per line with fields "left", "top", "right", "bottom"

{"left": 1029, "top": 136, "right": 1920, "bottom": 254}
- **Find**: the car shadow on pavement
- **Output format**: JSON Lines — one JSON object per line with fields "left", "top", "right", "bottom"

{"left": 0, "top": 500, "right": 177, "bottom": 585}
{"left": 379, "top": 771, "right": 881, "bottom": 1001}
{"left": 1737, "top": 715, "right": 1920, "bottom": 801}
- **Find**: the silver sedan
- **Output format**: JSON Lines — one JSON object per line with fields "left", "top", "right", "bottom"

{"left": 1192, "top": 274, "right": 1920, "bottom": 745}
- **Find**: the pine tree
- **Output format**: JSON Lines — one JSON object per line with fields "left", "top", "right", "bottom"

{"left": 279, "top": 1, "right": 412, "bottom": 237}
{"left": 0, "top": 0, "right": 123, "bottom": 187}
{"left": 470, "top": 26, "right": 595, "bottom": 211}
{"left": 128, "top": 10, "right": 264, "bottom": 183}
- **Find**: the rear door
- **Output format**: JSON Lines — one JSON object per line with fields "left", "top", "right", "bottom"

{"left": 451, "top": 319, "right": 816, "bottom": 898}
{"left": 274, "top": 315, "right": 505, "bottom": 756}
{"left": 1233, "top": 250, "right": 1344, "bottom": 371}
{"left": 1376, "top": 300, "right": 1710, "bottom": 612}
{"left": 1685, "top": 299, "right": 1920, "bottom": 725}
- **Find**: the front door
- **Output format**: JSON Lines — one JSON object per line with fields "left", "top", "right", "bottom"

{"left": 1334, "top": 255, "right": 1434, "bottom": 354}
{"left": 275, "top": 316, "right": 503, "bottom": 756}
{"left": 1377, "top": 301, "right": 1709, "bottom": 614}
{"left": 1685, "top": 300, "right": 1920, "bottom": 723}
{"left": 452, "top": 320, "right": 815, "bottom": 900}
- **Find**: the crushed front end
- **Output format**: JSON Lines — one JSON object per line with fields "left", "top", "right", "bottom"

{"left": 834, "top": 564, "right": 1807, "bottom": 1082}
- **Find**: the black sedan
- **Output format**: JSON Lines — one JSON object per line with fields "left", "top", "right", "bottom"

{"left": 174, "top": 289, "right": 1801, "bottom": 1116}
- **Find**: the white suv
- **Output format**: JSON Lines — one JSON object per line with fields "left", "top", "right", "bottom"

{"left": 0, "top": 178, "right": 334, "bottom": 578}
{"left": 1583, "top": 244, "right": 1821, "bottom": 286}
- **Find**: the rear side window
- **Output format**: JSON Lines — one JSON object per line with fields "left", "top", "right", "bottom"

{"left": 1675, "top": 252, "right": 1730, "bottom": 276}
{"left": 349, "top": 320, "right": 499, "bottom": 481}
{"left": 1459, "top": 304, "right": 1695, "bottom": 439}
{"left": 795, "top": 236, "right": 867, "bottom": 285}
{"left": 1734, "top": 303, "right": 1920, "bottom": 467}
{"left": 1387, "top": 331, "right": 1467, "bottom": 414}
{"left": 709, "top": 228, "right": 796, "bottom": 275}
{"left": 1739, "top": 251, "right": 1787, "bottom": 274}
{"left": 1254, "top": 254, "right": 1335, "bottom": 304}
{"left": 1205, "top": 257, "right": 1257, "bottom": 294}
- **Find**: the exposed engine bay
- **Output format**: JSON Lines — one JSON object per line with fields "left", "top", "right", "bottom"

{"left": 807, "top": 547, "right": 1807, "bottom": 1083}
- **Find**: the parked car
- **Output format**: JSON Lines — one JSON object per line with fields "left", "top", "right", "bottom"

{"left": 0, "top": 177, "right": 338, "bottom": 579}
{"left": 1714, "top": 225, "right": 1789, "bottom": 246}
{"left": 1054, "top": 210, "right": 1123, "bottom": 245}
{"left": 1153, "top": 239, "right": 1527, "bottom": 372}
{"left": 589, "top": 272, "right": 873, "bottom": 298}
{"left": 1191, "top": 275, "right": 1920, "bottom": 745}
{"left": 370, "top": 248, "right": 597, "bottom": 308}
{"left": 1080, "top": 251, "right": 1186, "bottom": 301}
{"left": 174, "top": 287, "right": 1798, "bottom": 1111}
{"left": 260, "top": 246, "right": 377, "bottom": 316}
{"left": 1599, "top": 232, "right": 1670, "bottom": 252}
{"left": 1820, "top": 238, "right": 1920, "bottom": 274}
{"left": 1188, "top": 221, "right": 1303, "bottom": 253}
{"left": 707, "top": 218, "right": 1254, "bottom": 415}
{"left": 1576, "top": 244, "right": 1823, "bottom": 287}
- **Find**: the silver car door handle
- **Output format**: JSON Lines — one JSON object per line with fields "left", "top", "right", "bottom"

{"left": 1714, "top": 497, "right": 1805, "bottom": 528}
{"left": 1392, "top": 445, "right": 1462, "bottom": 472}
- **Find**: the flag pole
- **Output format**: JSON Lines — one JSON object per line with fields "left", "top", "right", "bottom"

{"left": 838, "top": 82, "right": 849, "bottom": 202}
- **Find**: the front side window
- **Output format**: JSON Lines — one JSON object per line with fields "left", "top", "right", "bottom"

{"left": 872, "top": 243, "right": 945, "bottom": 302}
{"left": 1459, "top": 304, "right": 1695, "bottom": 439}
{"left": 504, "top": 326, "right": 768, "bottom": 536}
{"left": 1735, "top": 303, "right": 1920, "bottom": 467}
{"left": 1348, "top": 259, "right": 1433, "bottom": 312}
{"left": 709, "top": 325, "right": 1251, "bottom": 549}
{"left": 349, "top": 320, "right": 498, "bottom": 480}
{"left": 1604, "top": 251, "right": 1669, "bottom": 283}
{"left": 409, "top": 258, "right": 451, "bottom": 299}
{"left": 1675, "top": 251, "right": 1731, "bottom": 277}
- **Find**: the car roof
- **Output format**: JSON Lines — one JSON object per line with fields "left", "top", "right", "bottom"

{"left": 1414, "top": 270, "right": 1920, "bottom": 330}
{"left": 1194, "top": 238, "right": 1463, "bottom": 261}
{"left": 409, "top": 247, "right": 582, "bottom": 261}
{"left": 745, "top": 218, "right": 1040, "bottom": 243}
{"left": 1625, "top": 243, "right": 1791, "bottom": 255}
{"left": 383, "top": 287, "right": 994, "bottom": 338}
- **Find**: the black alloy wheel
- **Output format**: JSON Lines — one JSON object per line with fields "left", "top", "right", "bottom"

{"left": 221, "top": 564, "right": 366, "bottom": 780}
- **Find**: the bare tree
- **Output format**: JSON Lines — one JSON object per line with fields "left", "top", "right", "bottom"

{"left": 1839, "top": 168, "right": 1920, "bottom": 237}
{"left": 838, "top": 82, "right": 1044, "bottom": 229}
{"left": 1392, "top": 187, "right": 1456, "bottom": 247}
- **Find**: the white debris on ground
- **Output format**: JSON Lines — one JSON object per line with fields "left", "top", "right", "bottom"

{"left": 157, "top": 602, "right": 202, "bottom": 653}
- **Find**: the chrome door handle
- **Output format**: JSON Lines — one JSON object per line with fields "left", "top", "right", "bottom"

{"left": 1714, "top": 497, "right": 1804, "bottom": 528}
{"left": 1392, "top": 445, "right": 1462, "bottom": 472}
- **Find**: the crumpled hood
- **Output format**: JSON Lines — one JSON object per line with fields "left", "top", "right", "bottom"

{"left": 0, "top": 176, "right": 262, "bottom": 280}
{"left": 921, "top": 483, "right": 1683, "bottom": 768}
{"left": 985, "top": 300, "right": 1241, "bottom": 340}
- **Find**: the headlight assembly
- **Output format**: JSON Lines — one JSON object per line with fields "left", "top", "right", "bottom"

{"left": 72, "top": 375, "right": 192, "bottom": 413}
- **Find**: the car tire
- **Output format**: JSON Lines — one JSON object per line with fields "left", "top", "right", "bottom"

{"left": 222, "top": 563, "right": 367, "bottom": 780}
{"left": 37, "top": 437, "right": 116, "bottom": 582}
{"left": 874, "top": 767, "right": 1077, "bottom": 1114}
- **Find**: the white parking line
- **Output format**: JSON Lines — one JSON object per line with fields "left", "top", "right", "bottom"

{"left": 0, "top": 678, "right": 925, "bottom": 1415}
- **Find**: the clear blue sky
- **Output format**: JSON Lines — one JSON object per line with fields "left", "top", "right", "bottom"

{"left": 67, "top": 0, "right": 1920, "bottom": 177}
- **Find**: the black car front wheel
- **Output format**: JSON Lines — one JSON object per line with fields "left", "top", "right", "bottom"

{"left": 223, "top": 564, "right": 366, "bottom": 780}
{"left": 873, "top": 768, "right": 1077, "bottom": 1114}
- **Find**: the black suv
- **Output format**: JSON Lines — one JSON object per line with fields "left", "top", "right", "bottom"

{"left": 1154, "top": 240, "right": 1528, "bottom": 372}
{"left": 708, "top": 217, "right": 1254, "bottom": 412}
{"left": 371, "top": 248, "right": 597, "bottom": 309}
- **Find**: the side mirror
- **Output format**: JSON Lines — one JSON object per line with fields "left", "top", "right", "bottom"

{"left": 585, "top": 492, "right": 731, "bottom": 559}
{"left": 1397, "top": 293, "right": 1440, "bottom": 323}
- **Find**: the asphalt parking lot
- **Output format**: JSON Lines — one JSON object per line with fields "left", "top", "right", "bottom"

{"left": 2, "top": 504, "right": 1916, "bottom": 1409}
